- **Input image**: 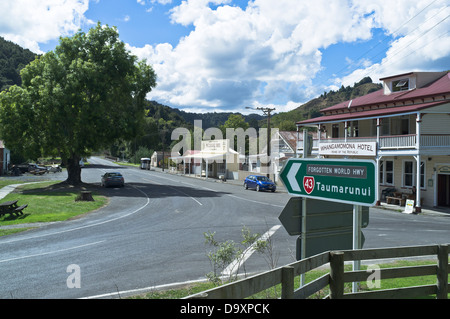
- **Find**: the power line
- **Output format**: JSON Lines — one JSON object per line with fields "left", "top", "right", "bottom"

{"left": 324, "top": 0, "right": 449, "bottom": 84}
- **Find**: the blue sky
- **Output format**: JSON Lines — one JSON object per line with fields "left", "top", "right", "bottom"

{"left": 1, "top": 0, "right": 449, "bottom": 114}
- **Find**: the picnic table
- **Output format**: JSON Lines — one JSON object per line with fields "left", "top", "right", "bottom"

{"left": 0, "top": 200, "right": 28, "bottom": 217}
{"left": 386, "top": 195, "right": 406, "bottom": 206}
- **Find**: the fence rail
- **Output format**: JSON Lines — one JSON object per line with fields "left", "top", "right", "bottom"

{"left": 185, "top": 244, "right": 449, "bottom": 299}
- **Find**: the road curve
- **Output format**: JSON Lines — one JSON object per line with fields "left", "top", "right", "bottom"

{"left": 0, "top": 157, "right": 448, "bottom": 299}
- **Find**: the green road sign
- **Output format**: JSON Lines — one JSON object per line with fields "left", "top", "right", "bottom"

{"left": 278, "top": 197, "right": 369, "bottom": 236}
{"left": 278, "top": 197, "right": 369, "bottom": 258}
{"left": 280, "top": 158, "right": 377, "bottom": 206}
{"left": 296, "top": 227, "right": 366, "bottom": 259}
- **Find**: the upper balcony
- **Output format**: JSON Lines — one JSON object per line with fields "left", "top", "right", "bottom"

{"left": 297, "top": 133, "right": 450, "bottom": 155}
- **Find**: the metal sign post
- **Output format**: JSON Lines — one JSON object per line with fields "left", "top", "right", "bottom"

{"left": 352, "top": 205, "right": 362, "bottom": 293}
{"left": 300, "top": 198, "right": 306, "bottom": 286}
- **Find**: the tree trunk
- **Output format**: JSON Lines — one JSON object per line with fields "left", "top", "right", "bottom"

{"left": 65, "top": 156, "right": 82, "bottom": 185}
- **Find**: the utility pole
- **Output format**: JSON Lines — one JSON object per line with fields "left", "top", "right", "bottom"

{"left": 246, "top": 106, "right": 276, "bottom": 177}
{"left": 258, "top": 107, "right": 275, "bottom": 177}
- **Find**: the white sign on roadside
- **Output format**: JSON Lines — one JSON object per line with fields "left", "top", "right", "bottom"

{"left": 403, "top": 199, "right": 415, "bottom": 214}
{"left": 201, "top": 139, "right": 228, "bottom": 154}
{"left": 319, "top": 142, "right": 377, "bottom": 156}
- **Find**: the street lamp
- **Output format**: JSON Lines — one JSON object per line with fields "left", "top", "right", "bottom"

{"left": 246, "top": 106, "right": 276, "bottom": 177}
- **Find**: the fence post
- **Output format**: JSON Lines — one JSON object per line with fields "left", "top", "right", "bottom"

{"left": 281, "top": 266, "right": 294, "bottom": 299}
{"left": 436, "top": 244, "right": 448, "bottom": 299}
{"left": 329, "top": 251, "right": 344, "bottom": 299}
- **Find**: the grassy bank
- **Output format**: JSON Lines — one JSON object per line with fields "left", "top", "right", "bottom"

{"left": 0, "top": 180, "right": 107, "bottom": 235}
{"left": 131, "top": 259, "right": 449, "bottom": 299}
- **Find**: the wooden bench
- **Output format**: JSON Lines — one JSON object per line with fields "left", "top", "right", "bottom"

{"left": 386, "top": 196, "right": 406, "bottom": 206}
{"left": 14, "top": 204, "right": 28, "bottom": 216}
{"left": 381, "top": 187, "right": 396, "bottom": 200}
{"left": 0, "top": 200, "right": 28, "bottom": 217}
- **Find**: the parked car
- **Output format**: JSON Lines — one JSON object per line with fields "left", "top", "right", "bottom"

{"left": 243, "top": 175, "right": 276, "bottom": 192}
{"left": 48, "top": 164, "right": 62, "bottom": 173}
{"left": 28, "top": 163, "right": 48, "bottom": 175}
{"left": 101, "top": 172, "right": 125, "bottom": 188}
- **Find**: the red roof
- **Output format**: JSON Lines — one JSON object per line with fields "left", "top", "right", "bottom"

{"left": 298, "top": 100, "right": 448, "bottom": 124}
{"left": 297, "top": 72, "right": 450, "bottom": 125}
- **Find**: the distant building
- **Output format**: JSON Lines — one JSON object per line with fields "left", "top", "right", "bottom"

{"left": 247, "top": 131, "right": 298, "bottom": 182}
{"left": 296, "top": 71, "right": 450, "bottom": 212}
{"left": 171, "top": 140, "right": 241, "bottom": 179}
{"left": 0, "top": 140, "right": 10, "bottom": 175}
{"left": 151, "top": 151, "right": 180, "bottom": 169}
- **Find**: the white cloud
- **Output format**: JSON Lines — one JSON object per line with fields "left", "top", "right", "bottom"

{"left": 129, "top": 0, "right": 385, "bottom": 112}
{"left": 0, "top": 0, "right": 92, "bottom": 53}
{"left": 4, "top": 0, "right": 447, "bottom": 113}
{"left": 338, "top": 0, "right": 450, "bottom": 86}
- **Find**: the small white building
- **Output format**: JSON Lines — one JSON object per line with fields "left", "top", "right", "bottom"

{"left": 171, "top": 139, "right": 241, "bottom": 180}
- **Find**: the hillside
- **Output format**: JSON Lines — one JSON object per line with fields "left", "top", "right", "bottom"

{"left": 172, "top": 107, "right": 265, "bottom": 129}
{"left": 155, "top": 77, "right": 382, "bottom": 131}
{"left": 268, "top": 77, "right": 382, "bottom": 130}
{"left": 0, "top": 37, "right": 382, "bottom": 132}
{"left": 0, "top": 36, "right": 37, "bottom": 91}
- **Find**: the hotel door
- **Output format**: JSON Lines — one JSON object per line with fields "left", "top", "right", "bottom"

{"left": 437, "top": 174, "right": 450, "bottom": 207}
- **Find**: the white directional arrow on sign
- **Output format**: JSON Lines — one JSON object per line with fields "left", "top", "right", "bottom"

{"left": 287, "top": 163, "right": 302, "bottom": 192}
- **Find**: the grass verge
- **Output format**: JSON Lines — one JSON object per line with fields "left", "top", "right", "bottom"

{"left": 0, "top": 181, "right": 107, "bottom": 233}
{"left": 130, "top": 260, "right": 449, "bottom": 299}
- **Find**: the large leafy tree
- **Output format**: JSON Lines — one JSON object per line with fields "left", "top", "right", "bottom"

{"left": 0, "top": 23, "right": 156, "bottom": 184}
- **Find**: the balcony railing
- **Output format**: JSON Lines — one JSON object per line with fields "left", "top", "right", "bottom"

{"left": 296, "top": 134, "right": 450, "bottom": 150}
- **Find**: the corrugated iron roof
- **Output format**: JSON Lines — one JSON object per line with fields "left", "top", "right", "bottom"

{"left": 297, "top": 72, "right": 450, "bottom": 125}
{"left": 298, "top": 100, "right": 448, "bottom": 124}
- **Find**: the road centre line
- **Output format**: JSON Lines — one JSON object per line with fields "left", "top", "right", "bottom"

{"left": 222, "top": 225, "right": 281, "bottom": 277}
{"left": 0, "top": 240, "right": 105, "bottom": 263}
{"left": 167, "top": 185, "right": 202, "bottom": 206}
{"left": 143, "top": 177, "right": 202, "bottom": 206}
{"left": 142, "top": 171, "right": 283, "bottom": 208}
{"left": 226, "top": 194, "right": 285, "bottom": 208}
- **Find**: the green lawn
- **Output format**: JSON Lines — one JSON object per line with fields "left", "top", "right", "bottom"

{"left": 131, "top": 260, "right": 449, "bottom": 299}
{"left": 0, "top": 181, "right": 107, "bottom": 233}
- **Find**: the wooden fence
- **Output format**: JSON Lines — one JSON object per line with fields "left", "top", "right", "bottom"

{"left": 185, "top": 244, "right": 449, "bottom": 299}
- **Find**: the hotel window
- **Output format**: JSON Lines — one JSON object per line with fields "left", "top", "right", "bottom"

{"left": 403, "top": 160, "right": 425, "bottom": 188}
{"left": 347, "top": 121, "right": 359, "bottom": 137}
{"left": 332, "top": 124, "right": 339, "bottom": 138}
{"left": 379, "top": 160, "right": 394, "bottom": 185}
{"left": 381, "top": 118, "right": 390, "bottom": 136}
{"left": 392, "top": 79, "right": 409, "bottom": 92}
{"left": 391, "top": 116, "right": 410, "bottom": 135}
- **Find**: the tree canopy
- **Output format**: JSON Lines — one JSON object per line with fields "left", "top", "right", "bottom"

{"left": 0, "top": 23, "right": 156, "bottom": 184}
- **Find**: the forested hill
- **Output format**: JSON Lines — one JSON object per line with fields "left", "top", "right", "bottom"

{"left": 172, "top": 107, "right": 265, "bottom": 129}
{"left": 0, "top": 37, "right": 37, "bottom": 91}
{"left": 0, "top": 37, "right": 382, "bottom": 132}
{"left": 268, "top": 77, "right": 383, "bottom": 130}
{"left": 148, "top": 77, "right": 382, "bottom": 131}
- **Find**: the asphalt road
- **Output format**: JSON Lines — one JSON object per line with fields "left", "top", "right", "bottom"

{"left": 0, "top": 157, "right": 448, "bottom": 299}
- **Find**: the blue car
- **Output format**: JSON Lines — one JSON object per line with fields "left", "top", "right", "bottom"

{"left": 243, "top": 175, "right": 276, "bottom": 192}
